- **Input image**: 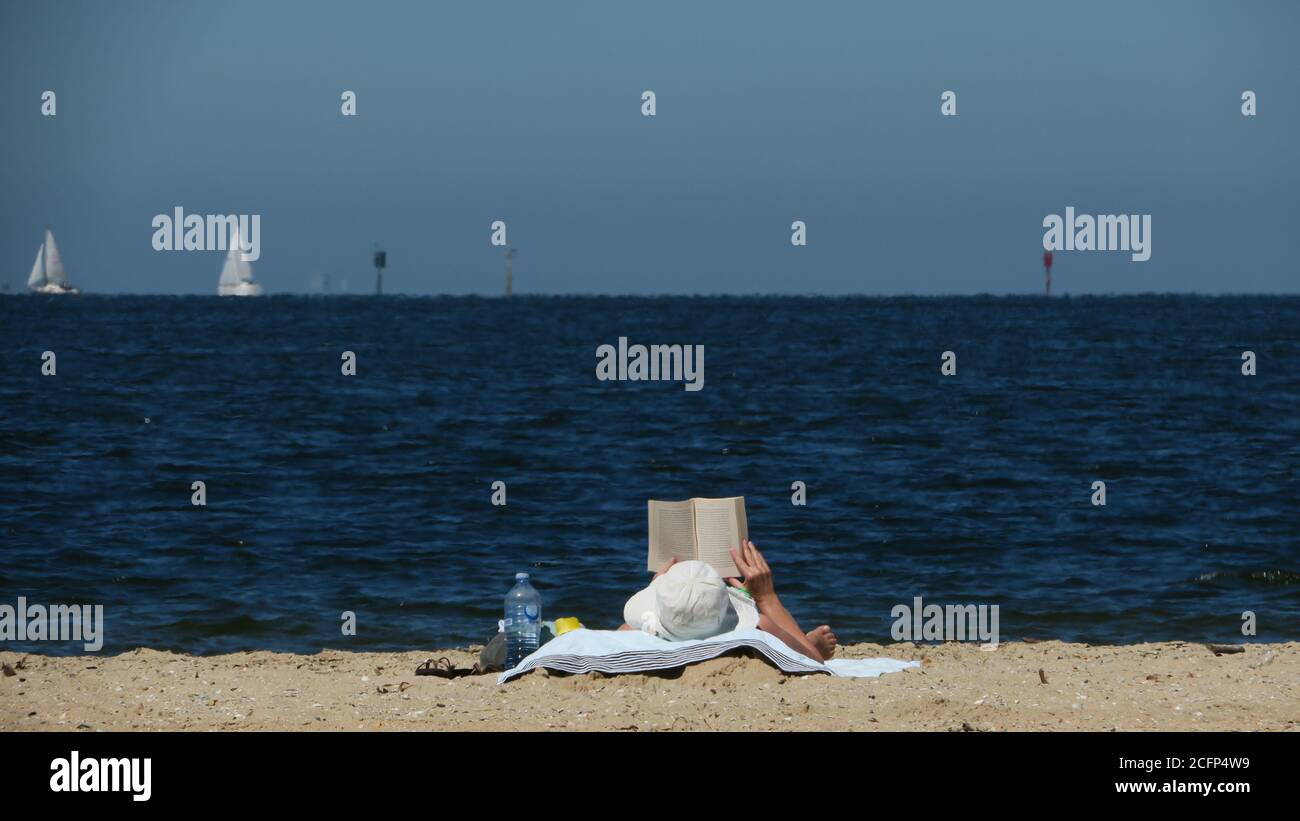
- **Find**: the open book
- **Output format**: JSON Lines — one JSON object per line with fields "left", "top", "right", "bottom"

{"left": 647, "top": 496, "right": 747, "bottom": 578}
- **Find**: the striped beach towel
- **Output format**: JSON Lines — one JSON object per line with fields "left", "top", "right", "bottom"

{"left": 498, "top": 627, "right": 918, "bottom": 683}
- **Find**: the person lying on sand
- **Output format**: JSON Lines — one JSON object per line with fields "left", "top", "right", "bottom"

{"left": 620, "top": 539, "right": 838, "bottom": 661}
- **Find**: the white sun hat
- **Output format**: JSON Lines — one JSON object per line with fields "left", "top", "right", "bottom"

{"left": 623, "top": 560, "right": 760, "bottom": 641}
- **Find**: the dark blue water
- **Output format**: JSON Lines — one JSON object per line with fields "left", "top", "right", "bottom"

{"left": 1, "top": 294, "right": 1297, "bottom": 653}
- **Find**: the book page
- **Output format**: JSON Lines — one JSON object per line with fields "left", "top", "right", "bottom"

{"left": 691, "top": 496, "right": 745, "bottom": 578}
{"left": 648, "top": 499, "right": 697, "bottom": 571}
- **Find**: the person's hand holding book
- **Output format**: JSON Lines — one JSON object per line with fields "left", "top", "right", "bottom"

{"left": 727, "top": 539, "right": 774, "bottom": 605}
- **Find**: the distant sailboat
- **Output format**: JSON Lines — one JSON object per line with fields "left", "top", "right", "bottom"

{"left": 27, "top": 229, "right": 79, "bottom": 295}
{"left": 217, "top": 224, "right": 263, "bottom": 296}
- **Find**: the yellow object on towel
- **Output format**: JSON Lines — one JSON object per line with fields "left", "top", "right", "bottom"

{"left": 552, "top": 617, "right": 582, "bottom": 635}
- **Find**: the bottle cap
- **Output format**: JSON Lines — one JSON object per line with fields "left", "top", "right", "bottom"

{"left": 516, "top": 572, "right": 529, "bottom": 581}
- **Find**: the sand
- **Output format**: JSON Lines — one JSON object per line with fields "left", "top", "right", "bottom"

{"left": 3, "top": 641, "right": 1296, "bottom": 731}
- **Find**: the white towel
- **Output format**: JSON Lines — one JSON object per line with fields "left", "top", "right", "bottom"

{"left": 498, "top": 627, "right": 918, "bottom": 683}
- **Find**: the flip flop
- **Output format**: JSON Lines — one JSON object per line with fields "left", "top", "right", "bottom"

{"left": 415, "top": 657, "right": 475, "bottom": 678}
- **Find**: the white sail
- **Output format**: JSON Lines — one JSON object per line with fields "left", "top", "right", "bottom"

{"left": 27, "top": 244, "right": 45, "bottom": 288}
{"left": 218, "top": 242, "right": 246, "bottom": 287}
{"left": 42, "top": 230, "right": 68, "bottom": 286}
{"left": 218, "top": 223, "right": 261, "bottom": 295}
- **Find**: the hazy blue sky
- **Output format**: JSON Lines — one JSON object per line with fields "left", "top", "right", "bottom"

{"left": 2, "top": 0, "right": 1297, "bottom": 294}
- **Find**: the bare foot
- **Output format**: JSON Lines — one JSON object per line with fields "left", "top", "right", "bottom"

{"left": 807, "top": 625, "right": 837, "bottom": 660}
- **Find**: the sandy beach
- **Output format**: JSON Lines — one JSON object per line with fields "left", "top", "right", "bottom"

{"left": 3, "top": 640, "right": 1296, "bottom": 732}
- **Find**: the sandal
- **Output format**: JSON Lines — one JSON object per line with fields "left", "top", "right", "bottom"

{"left": 415, "top": 657, "right": 475, "bottom": 679}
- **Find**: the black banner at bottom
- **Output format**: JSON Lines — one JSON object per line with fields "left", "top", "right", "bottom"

{"left": 2, "top": 730, "right": 1283, "bottom": 807}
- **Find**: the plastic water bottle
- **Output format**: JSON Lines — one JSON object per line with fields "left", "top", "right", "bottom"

{"left": 504, "top": 572, "right": 542, "bottom": 669}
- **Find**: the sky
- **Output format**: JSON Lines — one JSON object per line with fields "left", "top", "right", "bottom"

{"left": 1, "top": 0, "right": 1297, "bottom": 295}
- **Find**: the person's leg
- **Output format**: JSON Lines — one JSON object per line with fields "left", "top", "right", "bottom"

{"left": 759, "top": 596, "right": 807, "bottom": 643}
{"left": 756, "top": 596, "right": 837, "bottom": 657}
{"left": 806, "top": 624, "right": 838, "bottom": 659}
{"left": 757, "top": 613, "right": 826, "bottom": 661}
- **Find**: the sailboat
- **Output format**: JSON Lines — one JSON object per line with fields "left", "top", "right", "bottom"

{"left": 27, "top": 229, "right": 80, "bottom": 295}
{"left": 217, "top": 224, "right": 263, "bottom": 296}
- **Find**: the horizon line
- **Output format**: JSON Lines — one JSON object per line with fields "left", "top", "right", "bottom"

{"left": 6, "top": 291, "right": 1300, "bottom": 299}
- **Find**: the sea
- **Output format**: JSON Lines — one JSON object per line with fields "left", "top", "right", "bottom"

{"left": 1, "top": 294, "right": 1297, "bottom": 654}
